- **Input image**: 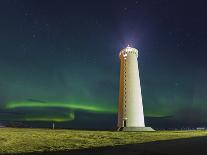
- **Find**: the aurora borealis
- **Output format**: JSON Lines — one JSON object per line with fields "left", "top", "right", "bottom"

{"left": 0, "top": 0, "right": 207, "bottom": 129}
{"left": 6, "top": 100, "right": 116, "bottom": 113}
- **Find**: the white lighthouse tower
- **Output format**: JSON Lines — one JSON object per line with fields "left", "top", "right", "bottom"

{"left": 117, "top": 45, "right": 154, "bottom": 131}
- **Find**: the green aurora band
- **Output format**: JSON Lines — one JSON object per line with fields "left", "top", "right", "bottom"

{"left": 5, "top": 101, "right": 169, "bottom": 118}
{"left": 5, "top": 101, "right": 117, "bottom": 113}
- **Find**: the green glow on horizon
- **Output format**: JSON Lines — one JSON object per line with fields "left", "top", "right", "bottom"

{"left": 5, "top": 101, "right": 117, "bottom": 113}
{"left": 144, "top": 108, "right": 173, "bottom": 117}
{"left": 0, "top": 111, "right": 75, "bottom": 122}
{"left": 24, "top": 112, "right": 75, "bottom": 122}
{"left": 144, "top": 113, "right": 169, "bottom": 117}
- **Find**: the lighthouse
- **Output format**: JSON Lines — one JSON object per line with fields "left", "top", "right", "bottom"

{"left": 117, "top": 45, "right": 154, "bottom": 131}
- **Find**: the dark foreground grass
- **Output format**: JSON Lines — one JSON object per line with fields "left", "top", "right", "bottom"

{"left": 0, "top": 128, "right": 207, "bottom": 155}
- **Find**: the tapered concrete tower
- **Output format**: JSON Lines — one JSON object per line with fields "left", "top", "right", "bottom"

{"left": 117, "top": 45, "right": 154, "bottom": 131}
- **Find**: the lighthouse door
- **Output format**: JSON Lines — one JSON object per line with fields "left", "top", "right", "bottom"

{"left": 123, "top": 120, "right": 127, "bottom": 127}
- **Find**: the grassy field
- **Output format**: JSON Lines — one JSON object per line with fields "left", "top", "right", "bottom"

{"left": 0, "top": 128, "right": 207, "bottom": 155}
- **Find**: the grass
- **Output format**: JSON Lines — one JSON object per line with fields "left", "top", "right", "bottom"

{"left": 0, "top": 128, "right": 207, "bottom": 154}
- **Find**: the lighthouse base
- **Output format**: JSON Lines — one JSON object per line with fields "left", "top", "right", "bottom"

{"left": 118, "top": 127, "right": 155, "bottom": 131}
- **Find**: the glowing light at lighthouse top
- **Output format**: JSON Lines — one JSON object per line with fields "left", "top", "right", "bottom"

{"left": 119, "top": 45, "right": 139, "bottom": 58}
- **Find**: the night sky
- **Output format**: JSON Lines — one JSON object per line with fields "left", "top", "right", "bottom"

{"left": 0, "top": 0, "right": 207, "bottom": 129}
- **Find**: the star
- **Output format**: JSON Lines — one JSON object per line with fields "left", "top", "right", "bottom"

{"left": 32, "top": 34, "right": 37, "bottom": 39}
